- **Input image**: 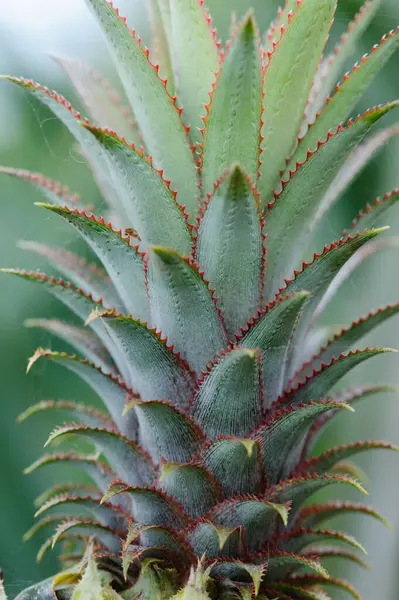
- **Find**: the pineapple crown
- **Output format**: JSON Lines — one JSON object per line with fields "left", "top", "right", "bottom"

{"left": 1, "top": 0, "right": 399, "bottom": 598}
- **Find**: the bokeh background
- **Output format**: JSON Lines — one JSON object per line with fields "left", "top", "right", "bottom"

{"left": 1, "top": 0, "right": 399, "bottom": 598}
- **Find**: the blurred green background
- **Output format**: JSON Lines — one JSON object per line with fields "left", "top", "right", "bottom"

{"left": 1, "top": 1, "right": 399, "bottom": 598}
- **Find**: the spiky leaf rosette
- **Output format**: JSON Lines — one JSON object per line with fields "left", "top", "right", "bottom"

{"left": 2, "top": 0, "right": 399, "bottom": 598}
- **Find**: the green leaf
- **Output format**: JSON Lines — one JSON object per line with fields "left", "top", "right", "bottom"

{"left": 126, "top": 399, "right": 204, "bottom": 463}
{"left": 192, "top": 347, "right": 263, "bottom": 438}
{"left": 53, "top": 518, "right": 122, "bottom": 555}
{"left": 84, "top": 0, "right": 199, "bottom": 214}
{"left": 1, "top": 77, "right": 128, "bottom": 216}
{"left": 282, "top": 348, "right": 396, "bottom": 407}
{"left": 169, "top": 0, "right": 219, "bottom": 147}
{"left": 159, "top": 462, "right": 222, "bottom": 519}
{"left": 102, "top": 482, "right": 190, "bottom": 529}
{"left": 146, "top": 248, "right": 227, "bottom": 374}
{"left": 149, "top": 0, "right": 175, "bottom": 94}
{"left": 349, "top": 189, "right": 399, "bottom": 233}
{"left": 35, "top": 493, "right": 125, "bottom": 530}
{"left": 45, "top": 425, "right": 156, "bottom": 487}
{"left": 259, "top": 0, "right": 337, "bottom": 203}
{"left": 298, "top": 501, "right": 391, "bottom": 529}
{"left": 56, "top": 56, "right": 141, "bottom": 145}
{"left": 25, "top": 318, "right": 114, "bottom": 374}
{"left": 306, "top": 0, "right": 383, "bottom": 123}
{"left": 239, "top": 292, "right": 310, "bottom": 407}
{"left": 37, "top": 204, "right": 149, "bottom": 320}
{"left": 201, "top": 14, "right": 262, "bottom": 194}
{"left": 266, "top": 473, "right": 367, "bottom": 517}
{"left": 296, "top": 441, "right": 399, "bottom": 477}
{"left": 18, "top": 400, "right": 114, "bottom": 431}
{"left": 295, "top": 26, "right": 399, "bottom": 166}
{"left": 302, "top": 547, "right": 370, "bottom": 569}
{"left": 208, "top": 497, "right": 290, "bottom": 553}
{"left": 263, "top": 104, "right": 398, "bottom": 297}
{"left": 14, "top": 578, "right": 56, "bottom": 600}
{"left": 209, "top": 562, "right": 266, "bottom": 596}
{"left": 200, "top": 437, "right": 262, "bottom": 496}
{"left": 126, "top": 557, "right": 179, "bottom": 599}
{"left": 81, "top": 126, "right": 195, "bottom": 249}
{"left": 268, "top": 583, "right": 332, "bottom": 600}
{"left": 33, "top": 483, "right": 100, "bottom": 510}
{"left": 256, "top": 401, "right": 351, "bottom": 484}
{"left": 277, "top": 527, "right": 367, "bottom": 555}
{"left": 260, "top": 551, "right": 329, "bottom": 580}
{"left": 25, "top": 452, "right": 115, "bottom": 493}
{"left": 26, "top": 349, "right": 137, "bottom": 438}
{"left": 285, "top": 575, "right": 360, "bottom": 600}
{"left": 71, "top": 546, "right": 107, "bottom": 600}
{"left": 0, "top": 166, "right": 86, "bottom": 210}
{"left": 18, "top": 240, "right": 120, "bottom": 310}
{"left": 171, "top": 564, "right": 212, "bottom": 600}
{"left": 196, "top": 165, "right": 263, "bottom": 335}
{"left": 187, "top": 521, "right": 241, "bottom": 558}
{"left": 91, "top": 310, "right": 195, "bottom": 407}
{"left": 263, "top": 0, "right": 298, "bottom": 50}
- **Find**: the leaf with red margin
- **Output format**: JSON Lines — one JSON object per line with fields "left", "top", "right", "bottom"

{"left": 196, "top": 165, "right": 263, "bottom": 337}
{"left": 146, "top": 247, "right": 228, "bottom": 375}
{"left": 148, "top": 0, "right": 175, "bottom": 95}
{"left": 23, "top": 513, "right": 71, "bottom": 544}
{"left": 280, "top": 348, "right": 396, "bottom": 408}
{"left": 45, "top": 425, "right": 156, "bottom": 488}
{"left": 159, "top": 461, "right": 223, "bottom": 519}
{"left": 255, "top": 550, "right": 328, "bottom": 580}
{"left": 18, "top": 400, "right": 115, "bottom": 431}
{"left": 199, "top": 437, "right": 262, "bottom": 496}
{"left": 81, "top": 125, "right": 195, "bottom": 247}
{"left": 17, "top": 239, "right": 120, "bottom": 310}
{"left": 297, "top": 501, "right": 391, "bottom": 529}
{"left": 300, "top": 385, "right": 399, "bottom": 457}
{"left": 306, "top": 0, "right": 382, "bottom": 123}
{"left": 268, "top": 582, "right": 333, "bottom": 600}
{"left": 200, "top": 14, "right": 262, "bottom": 194}
{"left": 125, "top": 399, "right": 204, "bottom": 464}
{"left": 262, "top": 0, "right": 298, "bottom": 51}
{"left": 295, "top": 441, "right": 399, "bottom": 478}
{"left": 295, "top": 303, "right": 399, "bottom": 380}
{"left": 55, "top": 56, "right": 141, "bottom": 145}
{"left": 349, "top": 188, "right": 399, "bottom": 234}
{"left": 0, "top": 166, "right": 87, "bottom": 210}
{"left": 191, "top": 347, "right": 263, "bottom": 438}
{"left": 276, "top": 527, "right": 367, "bottom": 555}
{"left": 254, "top": 401, "right": 351, "bottom": 485}
{"left": 209, "top": 561, "right": 267, "bottom": 596}
{"left": 187, "top": 520, "right": 242, "bottom": 558}
{"left": 102, "top": 481, "right": 191, "bottom": 529}
{"left": 302, "top": 546, "right": 370, "bottom": 569}
{"left": 206, "top": 497, "right": 290, "bottom": 554}
{"left": 294, "top": 26, "right": 399, "bottom": 167}
{"left": 263, "top": 104, "right": 398, "bottom": 297}
{"left": 321, "top": 124, "right": 399, "bottom": 216}
{"left": 169, "top": 0, "right": 220, "bottom": 147}
{"left": 24, "top": 318, "right": 115, "bottom": 374}
{"left": 91, "top": 309, "right": 196, "bottom": 406}
{"left": 24, "top": 452, "right": 115, "bottom": 494}
{"left": 259, "top": 0, "right": 337, "bottom": 203}
{"left": 0, "top": 76, "right": 129, "bottom": 216}
{"left": 35, "top": 493, "right": 128, "bottom": 531}
{"left": 238, "top": 291, "right": 310, "bottom": 407}
{"left": 34, "top": 482, "right": 100, "bottom": 509}
{"left": 36, "top": 204, "right": 149, "bottom": 321}
{"left": 83, "top": 0, "right": 199, "bottom": 212}
{"left": 282, "top": 574, "right": 360, "bottom": 600}
{"left": 266, "top": 474, "right": 366, "bottom": 519}
{"left": 26, "top": 350, "right": 137, "bottom": 438}
{"left": 52, "top": 518, "right": 123, "bottom": 555}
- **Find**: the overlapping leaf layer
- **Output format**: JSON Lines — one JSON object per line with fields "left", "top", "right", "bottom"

{"left": 2, "top": 0, "right": 399, "bottom": 598}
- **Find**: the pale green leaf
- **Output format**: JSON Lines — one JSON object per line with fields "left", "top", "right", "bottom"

{"left": 196, "top": 165, "right": 263, "bottom": 335}
{"left": 201, "top": 14, "right": 262, "bottom": 193}
{"left": 259, "top": 0, "right": 337, "bottom": 203}
{"left": 84, "top": 0, "right": 199, "bottom": 213}
{"left": 146, "top": 247, "right": 227, "bottom": 374}
{"left": 169, "top": 0, "right": 219, "bottom": 147}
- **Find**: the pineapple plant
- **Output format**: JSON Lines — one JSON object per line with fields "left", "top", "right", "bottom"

{"left": 2, "top": 0, "right": 399, "bottom": 597}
